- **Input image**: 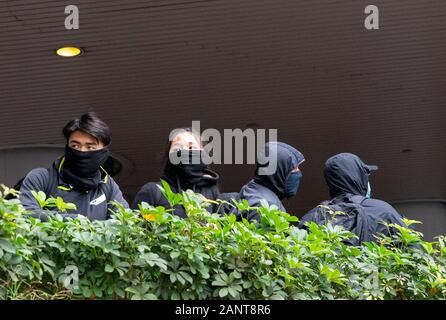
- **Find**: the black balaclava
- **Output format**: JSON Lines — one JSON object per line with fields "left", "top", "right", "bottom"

{"left": 61, "top": 145, "right": 110, "bottom": 192}
{"left": 254, "top": 142, "right": 305, "bottom": 199}
{"left": 162, "top": 149, "right": 214, "bottom": 190}
{"left": 324, "top": 153, "right": 377, "bottom": 198}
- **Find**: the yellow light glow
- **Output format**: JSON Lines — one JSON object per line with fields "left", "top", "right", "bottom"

{"left": 56, "top": 47, "right": 82, "bottom": 57}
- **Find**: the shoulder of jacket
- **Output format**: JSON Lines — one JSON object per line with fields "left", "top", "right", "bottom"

{"left": 134, "top": 182, "right": 164, "bottom": 200}
{"left": 27, "top": 167, "right": 50, "bottom": 176}
{"left": 362, "top": 197, "right": 394, "bottom": 209}
{"left": 24, "top": 167, "right": 52, "bottom": 182}
{"left": 141, "top": 181, "right": 162, "bottom": 191}
{"left": 104, "top": 175, "right": 120, "bottom": 187}
{"left": 363, "top": 199, "right": 402, "bottom": 218}
{"left": 100, "top": 176, "right": 122, "bottom": 196}
{"left": 242, "top": 179, "right": 268, "bottom": 193}
{"left": 302, "top": 206, "right": 322, "bottom": 219}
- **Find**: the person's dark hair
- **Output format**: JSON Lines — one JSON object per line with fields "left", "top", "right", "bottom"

{"left": 62, "top": 112, "right": 111, "bottom": 146}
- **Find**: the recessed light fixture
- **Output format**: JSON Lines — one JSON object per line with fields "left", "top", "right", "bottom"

{"left": 56, "top": 46, "right": 82, "bottom": 57}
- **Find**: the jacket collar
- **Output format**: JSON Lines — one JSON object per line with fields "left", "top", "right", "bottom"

{"left": 53, "top": 156, "right": 109, "bottom": 191}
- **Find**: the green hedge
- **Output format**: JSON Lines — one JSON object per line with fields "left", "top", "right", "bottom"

{"left": 0, "top": 183, "right": 445, "bottom": 300}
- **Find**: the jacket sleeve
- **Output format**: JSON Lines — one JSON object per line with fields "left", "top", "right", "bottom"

{"left": 19, "top": 168, "right": 50, "bottom": 212}
{"left": 372, "top": 200, "right": 406, "bottom": 236}
{"left": 298, "top": 207, "right": 320, "bottom": 229}
{"left": 19, "top": 168, "right": 80, "bottom": 222}
{"left": 216, "top": 192, "right": 240, "bottom": 215}
{"left": 131, "top": 182, "right": 160, "bottom": 210}
{"left": 236, "top": 197, "right": 262, "bottom": 222}
{"left": 106, "top": 177, "right": 129, "bottom": 217}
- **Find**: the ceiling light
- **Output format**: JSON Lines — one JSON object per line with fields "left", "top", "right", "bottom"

{"left": 56, "top": 46, "right": 82, "bottom": 57}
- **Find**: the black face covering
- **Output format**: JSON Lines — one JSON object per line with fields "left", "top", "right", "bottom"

{"left": 254, "top": 142, "right": 305, "bottom": 200}
{"left": 61, "top": 145, "right": 110, "bottom": 192}
{"left": 162, "top": 149, "right": 208, "bottom": 189}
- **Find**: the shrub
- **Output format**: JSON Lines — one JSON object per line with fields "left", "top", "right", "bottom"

{"left": 0, "top": 183, "right": 445, "bottom": 300}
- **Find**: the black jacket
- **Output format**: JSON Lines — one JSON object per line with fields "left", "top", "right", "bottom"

{"left": 19, "top": 157, "right": 129, "bottom": 221}
{"left": 299, "top": 153, "right": 405, "bottom": 244}
{"left": 132, "top": 168, "right": 228, "bottom": 218}
{"left": 235, "top": 142, "right": 305, "bottom": 221}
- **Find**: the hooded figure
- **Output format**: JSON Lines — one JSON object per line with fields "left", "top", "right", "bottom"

{"left": 132, "top": 149, "right": 225, "bottom": 218}
{"left": 234, "top": 141, "right": 305, "bottom": 221}
{"left": 299, "top": 153, "right": 405, "bottom": 245}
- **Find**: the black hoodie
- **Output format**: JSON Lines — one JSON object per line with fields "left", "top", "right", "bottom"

{"left": 235, "top": 142, "right": 305, "bottom": 221}
{"left": 324, "top": 153, "right": 371, "bottom": 198}
{"left": 299, "top": 153, "right": 405, "bottom": 244}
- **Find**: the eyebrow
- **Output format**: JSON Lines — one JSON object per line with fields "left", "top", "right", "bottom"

{"left": 70, "top": 140, "right": 98, "bottom": 146}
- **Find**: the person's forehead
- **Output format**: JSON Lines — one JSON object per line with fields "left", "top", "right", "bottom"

{"left": 172, "top": 132, "right": 199, "bottom": 144}
{"left": 69, "top": 130, "right": 99, "bottom": 144}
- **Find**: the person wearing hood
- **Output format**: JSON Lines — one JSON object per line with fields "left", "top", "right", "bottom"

{"left": 299, "top": 153, "right": 405, "bottom": 245}
{"left": 234, "top": 141, "right": 305, "bottom": 221}
{"left": 19, "top": 112, "right": 129, "bottom": 221}
{"left": 132, "top": 128, "right": 230, "bottom": 218}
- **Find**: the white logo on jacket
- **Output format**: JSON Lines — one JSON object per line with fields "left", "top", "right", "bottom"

{"left": 90, "top": 193, "right": 106, "bottom": 206}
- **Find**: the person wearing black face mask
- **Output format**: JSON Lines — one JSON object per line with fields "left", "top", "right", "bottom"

{"left": 19, "top": 112, "right": 129, "bottom": 221}
{"left": 62, "top": 144, "right": 110, "bottom": 192}
{"left": 132, "top": 128, "right": 234, "bottom": 218}
{"left": 163, "top": 148, "right": 210, "bottom": 191}
{"left": 233, "top": 141, "right": 305, "bottom": 222}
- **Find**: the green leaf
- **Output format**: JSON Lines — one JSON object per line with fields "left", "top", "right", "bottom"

{"left": 219, "top": 288, "right": 228, "bottom": 298}
{"left": 228, "top": 287, "right": 238, "bottom": 298}
{"left": 179, "top": 271, "right": 193, "bottom": 284}
{"left": 0, "top": 239, "right": 15, "bottom": 254}
{"left": 82, "top": 287, "right": 93, "bottom": 298}
{"left": 143, "top": 293, "right": 158, "bottom": 300}
{"left": 105, "top": 264, "right": 114, "bottom": 273}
